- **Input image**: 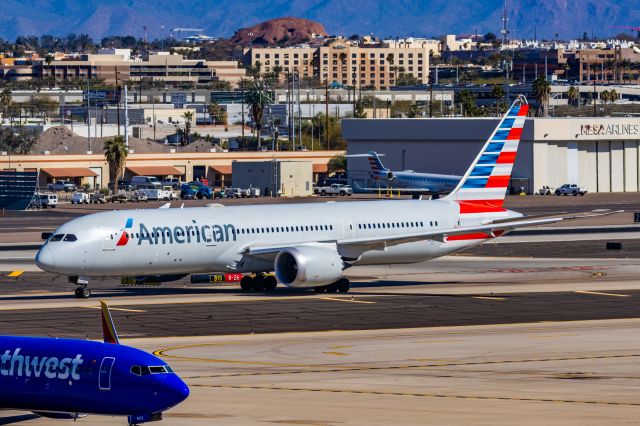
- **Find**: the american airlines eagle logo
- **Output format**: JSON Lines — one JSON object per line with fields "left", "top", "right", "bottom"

{"left": 116, "top": 218, "right": 133, "bottom": 247}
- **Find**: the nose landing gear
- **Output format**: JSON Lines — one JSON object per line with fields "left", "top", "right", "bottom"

{"left": 69, "top": 276, "right": 91, "bottom": 298}
{"left": 74, "top": 285, "right": 91, "bottom": 298}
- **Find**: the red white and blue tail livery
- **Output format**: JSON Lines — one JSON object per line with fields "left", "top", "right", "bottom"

{"left": 447, "top": 95, "right": 529, "bottom": 220}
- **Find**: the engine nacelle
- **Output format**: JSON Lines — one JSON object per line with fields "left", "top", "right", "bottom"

{"left": 275, "top": 246, "right": 344, "bottom": 288}
{"left": 386, "top": 171, "right": 394, "bottom": 181}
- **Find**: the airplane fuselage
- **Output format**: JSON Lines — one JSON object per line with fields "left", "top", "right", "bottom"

{"left": 36, "top": 199, "right": 517, "bottom": 287}
{"left": 0, "top": 336, "right": 188, "bottom": 416}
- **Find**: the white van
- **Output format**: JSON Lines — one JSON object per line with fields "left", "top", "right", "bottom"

{"left": 35, "top": 193, "right": 58, "bottom": 208}
{"left": 131, "top": 176, "right": 161, "bottom": 189}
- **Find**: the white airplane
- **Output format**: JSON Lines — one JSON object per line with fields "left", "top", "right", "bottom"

{"left": 348, "top": 151, "right": 461, "bottom": 196}
{"left": 35, "top": 96, "right": 569, "bottom": 297}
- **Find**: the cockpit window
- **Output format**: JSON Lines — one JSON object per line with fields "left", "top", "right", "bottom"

{"left": 50, "top": 234, "right": 64, "bottom": 242}
{"left": 131, "top": 365, "right": 172, "bottom": 376}
{"left": 63, "top": 234, "right": 77, "bottom": 242}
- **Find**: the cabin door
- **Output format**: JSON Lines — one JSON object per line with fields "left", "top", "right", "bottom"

{"left": 99, "top": 357, "right": 116, "bottom": 391}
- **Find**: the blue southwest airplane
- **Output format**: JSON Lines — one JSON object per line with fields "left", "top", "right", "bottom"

{"left": 0, "top": 302, "right": 189, "bottom": 424}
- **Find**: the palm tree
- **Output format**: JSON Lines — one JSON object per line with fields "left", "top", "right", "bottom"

{"left": 600, "top": 89, "right": 610, "bottom": 112}
{"left": 272, "top": 65, "right": 283, "bottom": 83}
{"left": 490, "top": 84, "right": 505, "bottom": 116}
{"left": 608, "top": 89, "right": 618, "bottom": 114}
{"left": 221, "top": 110, "right": 228, "bottom": 132}
{"left": 104, "top": 136, "right": 128, "bottom": 194}
{"left": 532, "top": 76, "right": 551, "bottom": 117}
{"left": 182, "top": 111, "right": 193, "bottom": 146}
{"left": 567, "top": 85, "right": 579, "bottom": 107}
{"left": 245, "top": 79, "right": 273, "bottom": 149}
{"left": 0, "top": 88, "right": 12, "bottom": 122}
{"left": 386, "top": 53, "right": 396, "bottom": 85}
{"left": 207, "top": 101, "right": 222, "bottom": 126}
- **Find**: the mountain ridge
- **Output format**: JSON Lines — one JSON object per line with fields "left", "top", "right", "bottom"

{"left": 0, "top": 0, "right": 637, "bottom": 41}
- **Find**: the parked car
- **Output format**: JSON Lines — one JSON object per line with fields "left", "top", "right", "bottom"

{"left": 90, "top": 192, "right": 106, "bottom": 203}
{"left": 34, "top": 193, "right": 58, "bottom": 208}
{"left": 180, "top": 182, "right": 212, "bottom": 200}
{"left": 108, "top": 192, "right": 131, "bottom": 203}
{"left": 161, "top": 177, "right": 182, "bottom": 189}
{"left": 555, "top": 184, "right": 588, "bottom": 196}
{"left": 317, "top": 183, "right": 353, "bottom": 196}
{"left": 132, "top": 190, "right": 148, "bottom": 202}
{"left": 131, "top": 176, "right": 161, "bottom": 189}
{"left": 47, "top": 180, "right": 77, "bottom": 192}
{"left": 70, "top": 191, "right": 90, "bottom": 204}
{"left": 537, "top": 185, "right": 555, "bottom": 195}
{"left": 247, "top": 187, "right": 261, "bottom": 197}
{"left": 227, "top": 188, "right": 246, "bottom": 198}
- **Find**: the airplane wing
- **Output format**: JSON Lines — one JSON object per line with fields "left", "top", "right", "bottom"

{"left": 100, "top": 301, "right": 120, "bottom": 344}
{"left": 245, "top": 210, "right": 622, "bottom": 260}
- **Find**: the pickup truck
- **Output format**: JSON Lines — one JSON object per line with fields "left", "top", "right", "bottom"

{"left": 317, "top": 183, "right": 353, "bottom": 196}
{"left": 555, "top": 184, "right": 588, "bottom": 196}
{"left": 47, "top": 180, "right": 77, "bottom": 192}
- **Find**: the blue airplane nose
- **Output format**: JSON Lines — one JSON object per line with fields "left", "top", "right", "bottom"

{"left": 35, "top": 245, "right": 56, "bottom": 272}
{"left": 162, "top": 375, "right": 190, "bottom": 408}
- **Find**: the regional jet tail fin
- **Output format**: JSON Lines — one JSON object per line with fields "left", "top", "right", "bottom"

{"left": 100, "top": 301, "right": 120, "bottom": 344}
{"left": 446, "top": 95, "right": 529, "bottom": 215}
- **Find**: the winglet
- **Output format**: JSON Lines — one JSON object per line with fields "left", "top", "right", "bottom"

{"left": 100, "top": 301, "right": 120, "bottom": 344}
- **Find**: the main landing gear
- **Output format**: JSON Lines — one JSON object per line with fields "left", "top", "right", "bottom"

{"left": 314, "top": 278, "right": 350, "bottom": 294}
{"left": 240, "top": 274, "right": 278, "bottom": 292}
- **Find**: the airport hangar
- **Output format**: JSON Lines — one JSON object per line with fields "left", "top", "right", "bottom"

{"left": 343, "top": 116, "right": 640, "bottom": 194}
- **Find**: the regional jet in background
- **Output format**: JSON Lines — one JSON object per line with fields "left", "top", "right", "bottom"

{"left": 0, "top": 302, "right": 189, "bottom": 424}
{"left": 36, "top": 96, "right": 595, "bottom": 297}
{"left": 347, "top": 151, "right": 461, "bottom": 197}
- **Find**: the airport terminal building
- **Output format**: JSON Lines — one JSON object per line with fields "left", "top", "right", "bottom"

{"left": 344, "top": 116, "right": 640, "bottom": 193}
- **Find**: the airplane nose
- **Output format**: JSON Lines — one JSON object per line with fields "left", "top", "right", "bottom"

{"left": 163, "top": 375, "right": 190, "bottom": 408}
{"left": 35, "top": 245, "right": 56, "bottom": 272}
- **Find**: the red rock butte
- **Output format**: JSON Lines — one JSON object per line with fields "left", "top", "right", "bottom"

{"left": 231, "top": 17, "right": 328, "bottom": 45}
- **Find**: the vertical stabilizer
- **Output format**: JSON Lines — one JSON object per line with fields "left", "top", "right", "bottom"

{"left": 100, "top": 301, "right": 120, "bottom": 344}
{"left": 446, "top": 95, "right": 529, "bottom": 216}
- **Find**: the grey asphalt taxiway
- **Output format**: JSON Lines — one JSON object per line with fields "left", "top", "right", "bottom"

{"left": 2, "top": 194, "right": 640, "bottom": 424}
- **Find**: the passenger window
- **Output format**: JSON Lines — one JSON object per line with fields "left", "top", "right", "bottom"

{"left": 63, "top": 234, "right": 77, "bottom": 242}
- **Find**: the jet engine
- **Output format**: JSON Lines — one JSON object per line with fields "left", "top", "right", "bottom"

{"left": 274, "top": 246, "right": 344, "bottom": 288}
{"left": 386, "top": 171, "right": 395, "bottom": 181}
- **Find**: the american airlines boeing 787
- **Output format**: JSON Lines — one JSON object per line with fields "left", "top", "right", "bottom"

{"left": 36, "top": 96, "right": 565, "bottom": 297}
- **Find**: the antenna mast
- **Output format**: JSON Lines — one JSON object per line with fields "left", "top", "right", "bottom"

{"left": 500, "top": 0, "right": 509, "bottom": 46}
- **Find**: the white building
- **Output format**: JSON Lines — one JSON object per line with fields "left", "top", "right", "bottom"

{"left": 344, "top": 116, "right": 640, "bottom": 193}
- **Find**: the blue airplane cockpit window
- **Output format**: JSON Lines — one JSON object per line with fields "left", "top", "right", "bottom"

{"left": 149, "top": 366, "right": 171, "bottom": 374}
{"left": 130, "top": 366, "right": 141, "bottom": 376}
{"left": 50, "top": 234, "right": 64, "bottom": 242}
{"left": 63, "top": 234, "right": 77, "bottom": 242}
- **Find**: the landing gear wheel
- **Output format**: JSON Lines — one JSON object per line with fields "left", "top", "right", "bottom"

{"left": 240, "top": 276, "right": 253, "bottom": 292}
{"left": 252, "top": 275, "right": 265, "bottom": 291}
{"left": 314, "top": 286, "right": 325, "bottom": 293}
{"left": 337, "top": 278, "right": 350, "bottom": 293}
{"left": 75, "top": 286, "right": 91, "bottom": 298}
{"left": 325, "top": 283, "right": 338, "bottom": 293}
{"left": 263, "top": 275, "right": 277, "bottom": 291}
